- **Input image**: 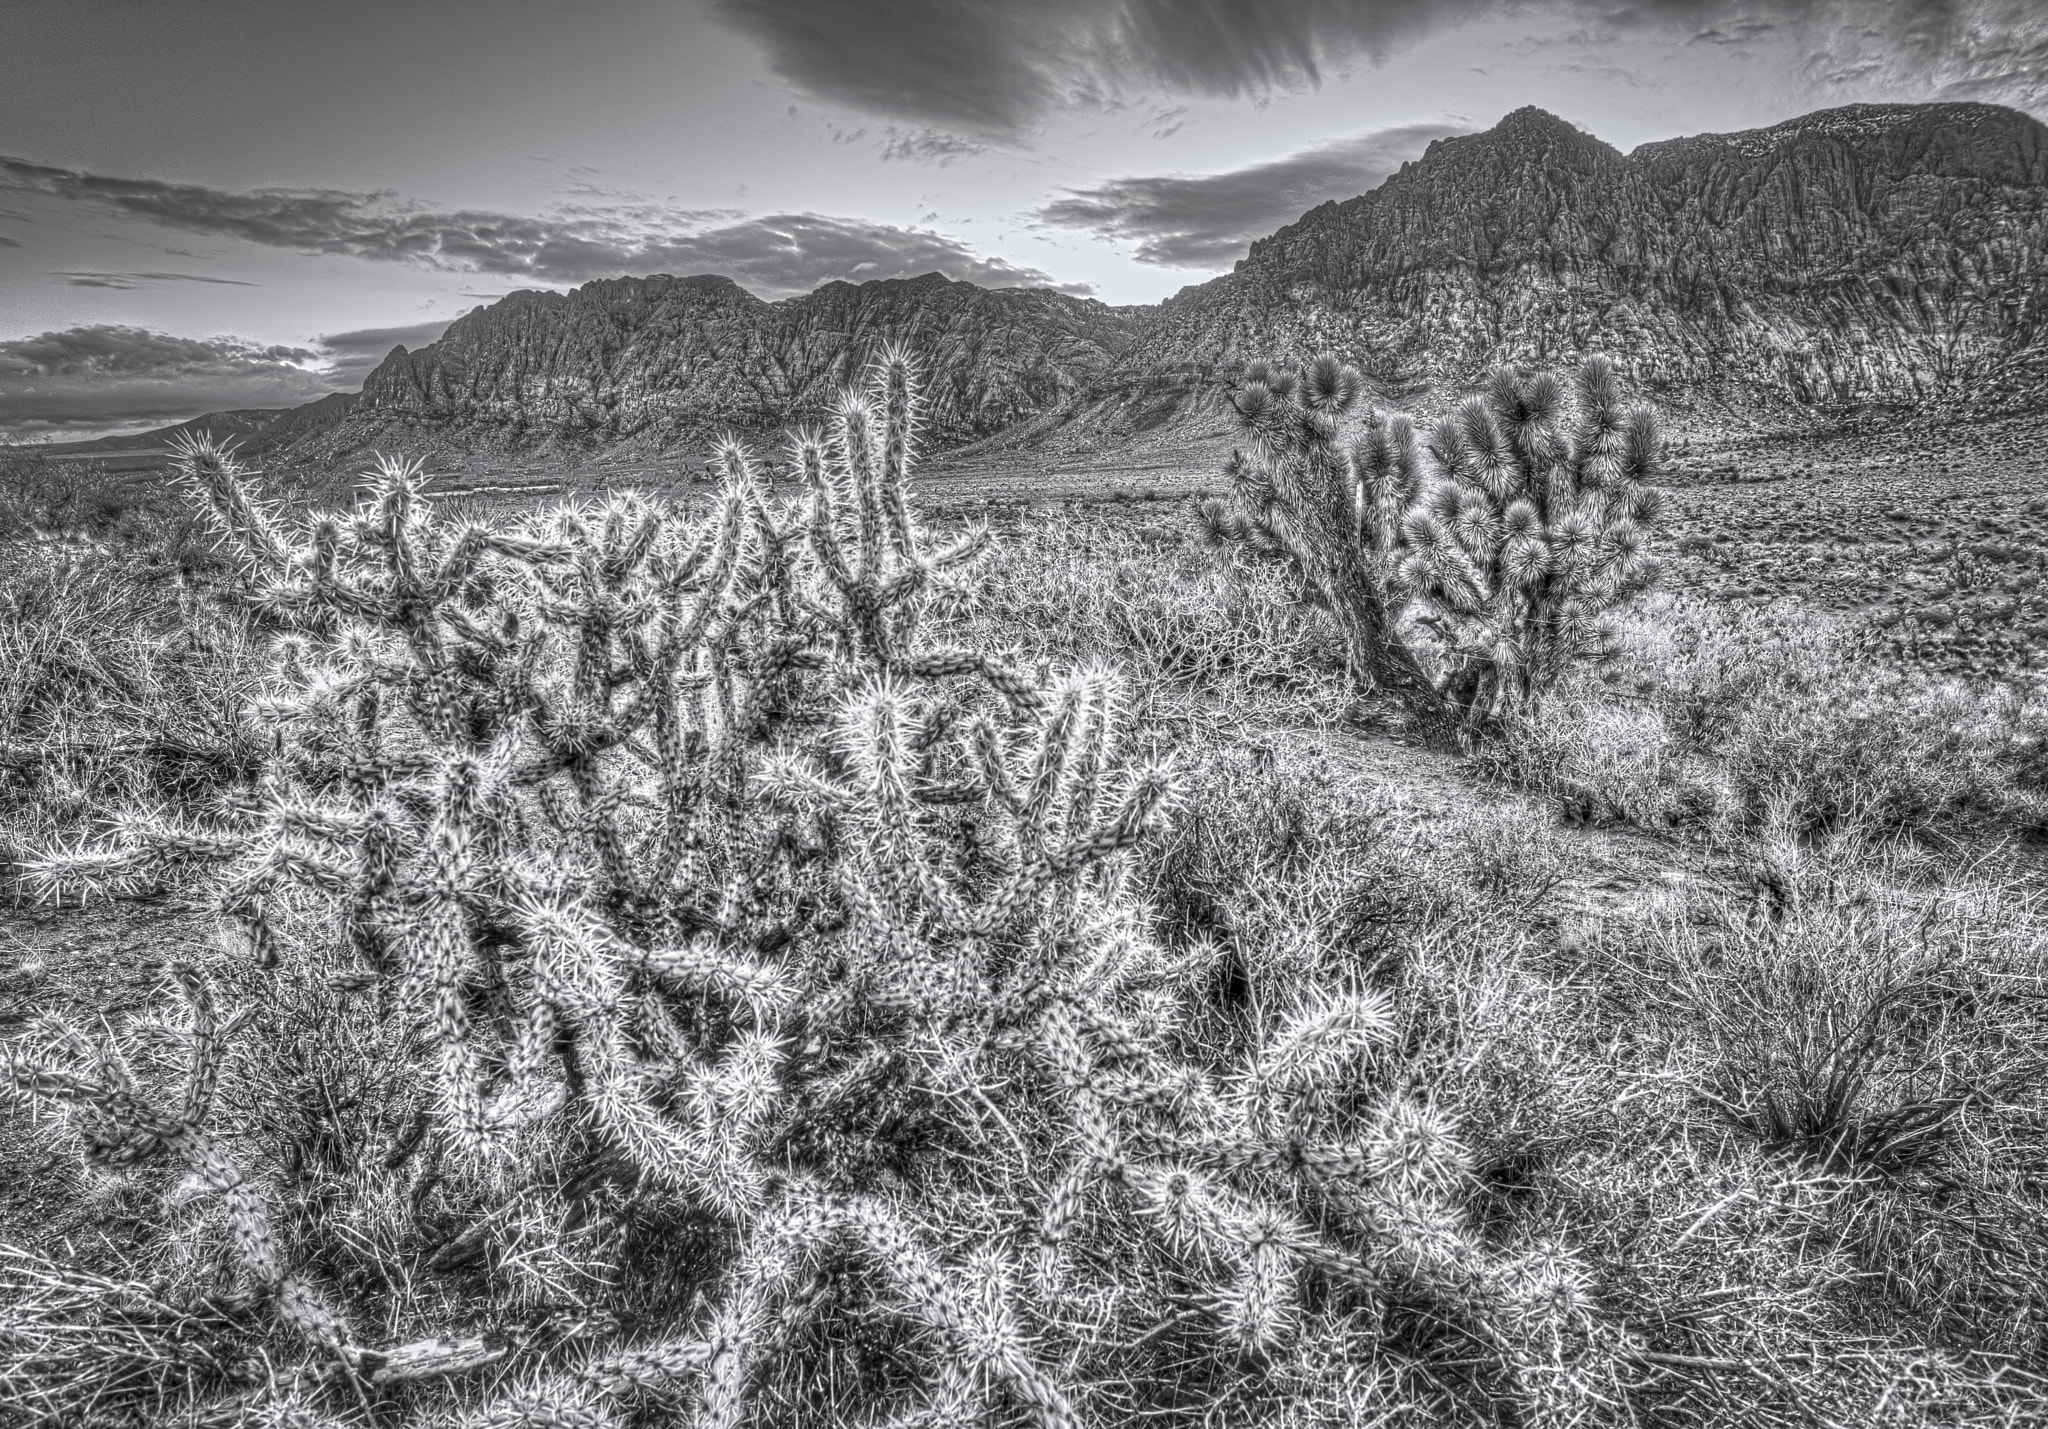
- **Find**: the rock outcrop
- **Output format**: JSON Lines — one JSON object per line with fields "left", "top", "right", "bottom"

{"left": 318, "top": 272, "right": 1141, "bottom": 458}
{"left": 1105, "top": 102, "right": 2048, "bottom": 419}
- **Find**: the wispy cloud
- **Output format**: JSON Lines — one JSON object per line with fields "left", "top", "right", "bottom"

{"left": 708, "top": 0, "right": 2048, "bottom": 135}
{"left": 880, "top": 127, "right": 990, "bottom": 165}
{"left": 53, "top": 270, "right": 260, "bottom": 289}
{"left": 0, "top": 156, "right": 1077, "bottom": 298}
{"left": 0, "top": 325, "right": 336, "bottom": 438}
{"left": 643, "top": 213, "right": 1089, "bottom": 294}
{"left": 1038, "top": 121, "right": 1467, "bottom": 268}
{"left": 1802, "top": 0, "right": 2048, "bottom": 113}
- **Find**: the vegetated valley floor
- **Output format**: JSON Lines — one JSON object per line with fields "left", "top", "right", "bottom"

{"left": 563, "top": 403, "right": 2048, "bottom": 679}
{"left": 3, "top": 401, "right": 2047, "bottom": 1397}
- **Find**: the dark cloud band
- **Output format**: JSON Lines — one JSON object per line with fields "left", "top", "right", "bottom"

{"left": 0, "top": 325, "right": 336, "bottom": 438}
{"left": 314, "top": 321, "right": 457, "bottom": 386}
{"left": 713, "top": 0, "right": 1480, "bottom": 134}
{"left": 711, "top": 0, "right": 2047, "bottom": 134}
{"left": 0, "top": 156, "right": 1074, "bottom": 299}
{"left": 1038, "top": 121, "right": 1466, "bottom": 267}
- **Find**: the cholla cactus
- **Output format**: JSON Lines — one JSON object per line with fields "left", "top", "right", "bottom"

{"left": 1204, "top": 355, "right": 1440, "bottom": 709}
{"left": 1208, "top": 353, "right": 1664, "bottom": 736}
{"left": 2, "top": 967, "right": 348, "bottom": 1353}
{"left": 9, "top": 349, "right": 1635, "bottom": 1427}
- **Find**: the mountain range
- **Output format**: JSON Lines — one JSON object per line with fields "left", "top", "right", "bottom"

{"left": 49, "top": 100, "right": 2048, "bottom": 464}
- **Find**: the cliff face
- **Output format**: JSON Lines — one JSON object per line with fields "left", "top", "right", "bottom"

{"left": 1116, "top": 102, "right": 2048, "bottom": 413}
{"left": 334, "top": 272, "right": 1141, "bottom": 455}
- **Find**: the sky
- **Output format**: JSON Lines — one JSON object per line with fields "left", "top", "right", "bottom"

{"left": 2, "top": 0, "right": 2044, "bottom": 439}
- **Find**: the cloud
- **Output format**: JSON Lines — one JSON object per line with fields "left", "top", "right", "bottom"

{"left": 712, "top": 0, "right": 1086, "bottom": 136}
{"left": 0, "top": 326, "right": 317, "bottom": 378}
{"left": 313, "top": 320, "right": 455, "bottom": 385}
{"left": 1802, "top": 0, "right": 2048, "bottom": 113}
{"left": 635, "top": 213, "right": 1087, "bottom": 294}
{"left": 53, "top": 270, "right": 260, "bottom": 288}
{"left": 1038, "top": 120, "right": 1467, "bottom": 267}
{"left": 0, "top": 155, "right": 1074, "bottom": 299}
{"left": 880, "top": 127, "right": 990, "bottom": 164}
{"left": 0, "top": 234, "right": 20, "bottom": 248}
{"left": 317, "top": 321, "right": 453, "bottom": 359}
{"left": 0, "top": 325, "right": 337, "bottom": 438}
{"left": 707, "top": 0, "right": 2048, "bottom": 134}
{"left": 711, "top": 0, "right": 1481, "bottom": 136}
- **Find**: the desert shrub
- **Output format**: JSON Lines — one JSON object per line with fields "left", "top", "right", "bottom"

{"left": 943, "top": 511, "right": 1350, "bottom": 734}
{"left": 1592, "top": 831, "right": 2048, "bottom": 1360}
{"left": 0, "top": 449, "right": 266, "bottom": 869}
{"left": 1142, "top": 744, "right": 1422, "bottom": 991}
{"left": 4, "top": 352, "right": 1643, "bottom": 1427}
{"left": 1485, "top": 596, "right": 2044, "bottom": 841}
{"left": 1204, "top": 354, "right": 1662, "bottom": 737}
{"left": 1485, "top": 695, "right": 1698, "bottom": 830}
{"left": 0, "top": 543, "right": 261, "bottom": 867}
{"left": 0, "top": 450, "right": 227, "bottom": 580}
{"left": 1137, "top": 744, "right": 1610, "bottom": 1242}
{"left": 1136, "top": 742, "right": 1572, "bottom": 992}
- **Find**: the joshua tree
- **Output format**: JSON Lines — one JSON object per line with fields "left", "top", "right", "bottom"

{"left": 1202, "top": 355, "right": 1441, "bottom": 709}
{"left": 1206, "top": 353, "right": 1664, "bottom": 736}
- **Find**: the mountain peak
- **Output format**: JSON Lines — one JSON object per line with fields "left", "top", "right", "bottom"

{"left": 1495, "top": 105, "right": 1578, "bottom": 135}
{"left": 1147, "top": 98, "right": 2048, "bottom": 417}
{"left": 1407, "top": 105, "right": 1623, "bottom": 173}
{"left": 334, "top": 270, "right": 1141, "bottom": 457}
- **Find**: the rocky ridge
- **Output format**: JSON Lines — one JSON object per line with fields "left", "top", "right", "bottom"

{"left": 299, "top": 273, "right": 1141, "bottom": 462}
{"left": 194, "top": 101, "right": 2048, "bottom": 465}
{"left": 1093, "top": 102, "right": 2048, "bottom": 427}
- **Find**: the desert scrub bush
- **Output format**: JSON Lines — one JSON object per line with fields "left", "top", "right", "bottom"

{"left": 938, "top": 509, "right": 1349, "bottom": 735}
{"left": 1140, "top": 741, "right": 1513, "bottom": 990}
{"left": 1483, "top": 595, "right": 2044, "bottom": 842}
{"left": 1564, "top": 829, "right": 2048, "bottom": 1405}
{"left": 0, "top": 540, "right": 261, "bottom": 871}
{"left": 0, "top": 449, "right": 228, "bottom": 581}
{"left": 1205, "top": 354, "right": 1662, "bottom": 738}
{"left": 1138, "top": 742, "right": 1612, "bottom": 1261}
{"left": 3, "top": 349, "right": 1650, "bottom": 1428}
{"left": 0, "top": 449, "right": 264, "bottom": 874}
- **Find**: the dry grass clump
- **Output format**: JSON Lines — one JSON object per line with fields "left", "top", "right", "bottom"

{"left": 1483, "top": 594, "right": 2048, "bottom": 843}
{"left": 0, "top": 458, "right": 263, "bottom": 875}
{"left": 1539, "top": 828, "right": 2048, "bottom": 1424}
{"left": 940, "top": 509, "right": 1351, "bottom": 733}
{"left": 0, "top": 1245, "right": 270, "bottom": 1425}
